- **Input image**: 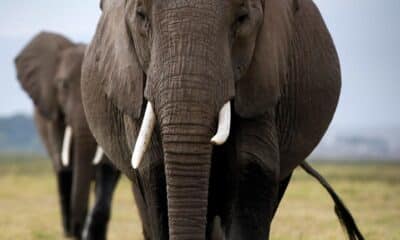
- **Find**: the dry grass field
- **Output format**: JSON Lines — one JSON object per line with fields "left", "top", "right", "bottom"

{"left": 0, "top": 154, "right": 399, "bottom": 240}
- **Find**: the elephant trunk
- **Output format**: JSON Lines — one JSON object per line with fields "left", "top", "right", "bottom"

{"left": 159, "top": 98, "right": 214, "bottom": 240}
{"left": 131, "top": 95, "right": 229, "bottom": 239}
{"left": 140, "top": 6, "right": 234, "bottom": 237}
{"left": 163, "top": 134, "right": 212, "bottom": 239}
{"left": 69, "top": 131, "right": 96, "bottom": 237}
{"left": 165, "top": 143, "right": 211, "bottom": 239}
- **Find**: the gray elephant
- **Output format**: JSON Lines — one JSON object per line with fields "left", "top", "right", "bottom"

{"left": 15, "top": 32, "right": 120, "bottom": 240}
{"left": 82, "top": 0, "right": 363, "bottom": 239}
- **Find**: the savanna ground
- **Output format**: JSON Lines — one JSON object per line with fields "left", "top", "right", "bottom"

{"left": 0, "top": 154, "right": 399, "bottom": 240}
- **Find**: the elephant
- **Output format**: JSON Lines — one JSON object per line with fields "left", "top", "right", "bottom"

{"left": 81, "top": 0, "right": 364, "bottom": 239}
{"left": 14, "top": 32, "right": 121, "bottom": 240}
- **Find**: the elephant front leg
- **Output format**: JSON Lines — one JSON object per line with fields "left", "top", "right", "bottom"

{"left": 82, "top": 162, "right": 120, "bottom": 240}
{"left": 132, "top": 181, "right": 151, "bottom": 240}
{"left": 272, "top": 173, "right": 293, "bottom": 218}
{"left": 228, "top": 112, "right": 280, "bottom": 240}
{"left": 134, "top": 135, "right": 169, "bottom": 240}
{"left": 56, "top": 169, "right": 73, "bottom": 237}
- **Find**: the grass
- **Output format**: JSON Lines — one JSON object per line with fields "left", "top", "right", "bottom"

{"left": 0, "top": 154, "right": 399, "bottom": 240}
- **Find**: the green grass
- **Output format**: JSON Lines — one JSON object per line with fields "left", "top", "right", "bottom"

{"left": 0, "top": 154, "right": 399, "bottom": 239}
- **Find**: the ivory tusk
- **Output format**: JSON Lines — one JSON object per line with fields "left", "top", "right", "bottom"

{"left": 131, "top": 102, "right": 156, "bottom": 169}
{"left": 61, "top": 126, "right": 73, "bottom": 167}
{"left": 92, "top": 146, "right": 104, "bottom": 165}
{"left": 211, "top": 101, "right": 231, "bottom": 145}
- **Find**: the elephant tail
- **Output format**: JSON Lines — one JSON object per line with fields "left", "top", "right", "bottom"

{"left": 300, "top": 162, "right": 365, "bottom": 240}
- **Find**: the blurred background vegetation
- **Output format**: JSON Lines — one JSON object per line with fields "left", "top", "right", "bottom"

{"left": 0, "top": 115, "right": 43, "bottom": 153}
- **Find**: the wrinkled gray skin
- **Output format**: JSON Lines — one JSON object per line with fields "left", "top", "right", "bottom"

{"left": 15, "top": 32, "right": 120, "bottom": 240}
{"left": 82, "top": 0, "right": 347, "bottom": 239}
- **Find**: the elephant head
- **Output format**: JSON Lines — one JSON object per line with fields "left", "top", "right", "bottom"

{"left": 55, "top": 44, "right": 91, "bottom": 166}
{"left": 15, "top": 32, "right": 73, "bottom": 120}
{"left": 15, "top": 32, "right": 93, "bottom": 167}
{"left": 15, "top": 32, "right": 74, "bottom": 170}
{"left": 82, "top": 0, "right": 297, "bottom": 239}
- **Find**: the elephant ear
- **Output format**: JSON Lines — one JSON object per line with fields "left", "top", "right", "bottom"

{"left": 235, "top": 0, "right": 294, "bottom": 118}
{"left": 86, "top": 0, "right": 143, "bottom": 119}
{"left": 14, "top": 32, "right": 73, "bottom": 119}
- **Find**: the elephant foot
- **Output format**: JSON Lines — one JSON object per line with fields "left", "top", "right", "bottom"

{"left": 71, "top": 222, "right": 84, "bottom": 240}
{"left": 210, "top": 216, "right": 225, "bottom": 240}
{"left": 61, "top": 219, "right": 73, "bottom": 238}
{"left": 82, "top": 228, "right": 106, "bottom": 240}
{"left": 57, "top": 170, "right": 73, "bottom": 238}
{"left": 63, "top": 230, "right": 74, "bottom": 239}
{"left": 81, "top": 208, "right": 109, "bottom": 240}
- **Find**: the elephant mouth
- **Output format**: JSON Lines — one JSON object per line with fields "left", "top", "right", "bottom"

{"left": 61, "top": 125, "right": 105, "bottom": 167}
{"left": 131, "top": 101, "right": 232, "bottom": 169}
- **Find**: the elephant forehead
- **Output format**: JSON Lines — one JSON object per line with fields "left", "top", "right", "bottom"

{"left": 153, "top": 0, "right": 229, "bottom": 21}
{"left": 155, "top": 0, "right": 218, "bottom": 9}
{"left": 151, "top": 1, "right": 229, "bottom": 56}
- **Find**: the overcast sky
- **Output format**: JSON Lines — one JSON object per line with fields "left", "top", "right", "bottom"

{"left": 0, "top": 1, "right": 399, "bottom": 130}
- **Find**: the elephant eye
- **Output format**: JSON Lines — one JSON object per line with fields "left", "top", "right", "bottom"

{"left": 232, "top": 6, "right": 253, "bottom": 39}
{"left": 63, "top": 80, "right": 69, "bottom": 90}
{"left": 236, "top": 13, "right": 249, "bottom": 25}
{"left": 136, "top": 6, "right": 150, "bottom": 24}
{"left": 57, "top": 79, "right": 68, "bottom": 91}
{"left": 135, "top": 7, "right": 151, "bottom": 36}
{"left": 236, "top": 7, "right": 250, "bottom": 25}
{"left": 136, "top": 10, "right": 147, "bottom": 21}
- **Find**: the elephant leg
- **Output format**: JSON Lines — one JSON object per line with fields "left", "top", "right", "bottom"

{"left": 70, "top": 140, "right": 95, "bottom": 239}
{"left": 132, "top": 182, "right": 151, "bottom": 240}
{"left": 82, "top": 163, "right": 121, "bottom": 240}
{"left": 208, "top": 216, "right": 225, "bottom": 240}
{"left": 56, "top": 169, "right": 73, "bottom": 237}
{"left": 131, "top": 135, "right": 168, "bottom": 240}
{"left": 207, "top": 144, "right": 234, "bottom": 240}
{"left": 227, "top": 113, "right": 280, "bottom": 240}
{"left": 139, "top": 157, "right": 168, "bottom": 240}
{"left": 272, "top": 173, "right": 293, "bottom": 218}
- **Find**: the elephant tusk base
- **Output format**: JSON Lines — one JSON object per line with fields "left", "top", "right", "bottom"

{"left": 61, "top": 126, "right": 73, "bottom": 167}
{"left": 211, "top": 101, "right": 231, "bottom": 145}
{"left": 92, "top": 146, "right": 104, "bottom": 165}
{"left": 131, "top": 102, "right": 156, "bottom": 169}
